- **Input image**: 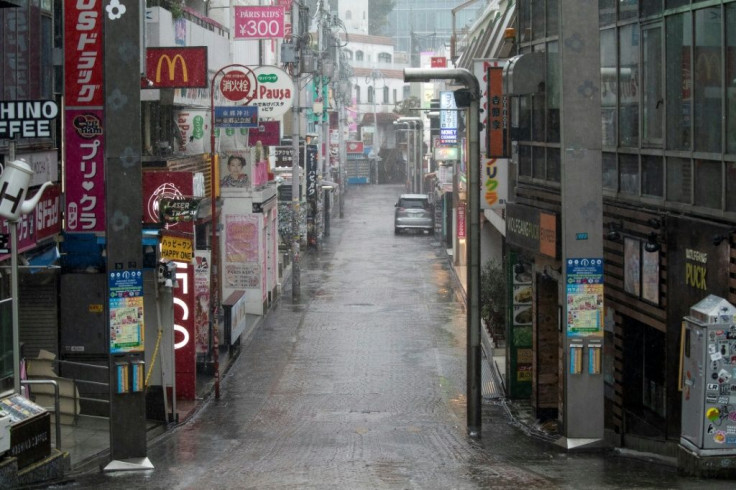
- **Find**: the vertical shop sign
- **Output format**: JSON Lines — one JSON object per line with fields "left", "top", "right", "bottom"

{"left": 565, "top": 258, "right": 604, "bottom": 338}
{"left": 486, "top": 64, "right": 508, "bottom": 158}
{"left": 109, "top": 270, "right": 145, "bottom": 353}
{"left": 305, "top": 144, "right": 318, "bottom": 198}
{"left": 439, "top": 91, "right": 458, "bottom": 144}
{"left": 457, "top": 203, "right": 466, "bottom": 238}
{"left": 64, "top": 1, "right": 105, "bottom": 232}
{"left": 174, "top": 261, "right": 196, "bottom": 399}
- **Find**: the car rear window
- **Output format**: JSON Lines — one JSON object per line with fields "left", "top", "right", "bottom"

{"left": 400, "top": 199, "right": 428, "bottom": 209}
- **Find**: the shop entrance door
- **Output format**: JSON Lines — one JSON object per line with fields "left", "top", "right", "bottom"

{"left": 534, "top": 273, "right": 559, "bottom": 421}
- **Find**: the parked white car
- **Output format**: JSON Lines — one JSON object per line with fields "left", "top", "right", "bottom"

{"left": 394, "top": 194, "right": 433, "bottom": 234}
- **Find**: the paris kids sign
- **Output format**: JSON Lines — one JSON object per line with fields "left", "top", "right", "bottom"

{"left": 234, "top": 6, "right": 285, "bottom": 39}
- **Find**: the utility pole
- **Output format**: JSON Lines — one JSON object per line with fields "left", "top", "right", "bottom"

{"left": 291, "top": 0, "right": 301, "bottom": 301}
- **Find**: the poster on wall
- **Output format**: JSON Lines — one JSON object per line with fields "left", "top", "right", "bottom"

{"left": 194, "top": 251, "right": 211, "bottom": 355}
{"left": 109, "top": 270, "right": 145, "bottom": 353}
{"left": 624, "top": 238, "right": 641, "bottom": 296}
{"left": 565, "top": 258, "right": 604, "bottom": 338}
{"left": 641, "top": 249, "right": 660, "bottom": 305}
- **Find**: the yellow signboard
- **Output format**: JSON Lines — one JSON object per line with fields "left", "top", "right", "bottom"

{"left": 160, "top": 235, "right": 193, "bottom": 262}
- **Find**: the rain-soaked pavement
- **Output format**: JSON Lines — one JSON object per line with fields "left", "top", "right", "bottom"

{"left": 59, "top": 184, "right": 733, "bottom": 489}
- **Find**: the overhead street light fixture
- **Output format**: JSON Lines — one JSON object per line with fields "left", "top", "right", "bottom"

{"left": 404, "top": 67, "right": 482, "bottom": 438}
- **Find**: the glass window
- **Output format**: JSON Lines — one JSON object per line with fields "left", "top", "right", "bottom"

{"left": 694, "top": 8, "right": 722, "bottom": 153}
{"left": 368, "top": 86, "right": 374, "bottom": 104}
{"left": 547, "top": 42, "right": 560, "bottom": 143}
{"left": 517, "top": 95, "right": 532, "bottom": 141}
{"left": 355, "top": 85, "right": 361, "bottom": 104}
{"left": 603, "top": 152, "right": 617, "bottom": 190}
{"left": 726, "top": 162, "right": 736, "bottom": 211}
{"left": 666, "top": 12, "right": 692, "bottom": 151}
{"left": 641, "top": 1, "right": 662, "bottom": 18}
{"left": 532, "top": 0, "right": 545, "bottom": 40}
{"left": 601, "top": 29, "right": 617, "bottom": 147}
{"left": 519, "top": 144, "right": 532, "bottom": 177}
{"left": 600, "top": 0, "right": 616, "bottom": 26}
{"left": 547, "top": 147, "right": 560, "bottom": 183}
{"left": 383, "top": 86, "right": 389, "bottom": 104}
{"left": 666, "top": 157, "right": 691, "bottom": 204}
{"left": 620, "top": 153, "right": 639, "bottom": 195}
{"left": 619, "top": 0, "right": 638, "bottom": 22}
{"left": 518, "top": 0, "right": 531, "bottom": 43}
{"left": 619, "top": 24, "right": 640, "bottom": 147}
{"left": 642, "top": 25, "right": 663, "bottom": 146}
{"left": 666, "top": 0, "right": 689, "bottom": 9}
{"left": 642, "top": 155, "right": 663, "bottom": 197}
{"left": 727, "top": 4, "right": 736, "bottom": 154}
{"left": 533, "top": 146, "right": 545, "bottom": 179}
{"left": 356, "top": 51, "right": 364, "bottom": 61}
{"left": 546, "top": 0, "right": 558, "bottom": 37}
{"left": 378, "top": 52, "right": 392, "bottom": 63}
{"left": 694, "top": 159, "right": 722, "bottom": 209}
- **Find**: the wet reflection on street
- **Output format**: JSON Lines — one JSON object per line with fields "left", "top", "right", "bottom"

{"left": 67, "top": 185, "right": 732, "bottom": 489}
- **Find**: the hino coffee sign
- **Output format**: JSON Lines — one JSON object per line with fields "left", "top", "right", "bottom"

{"left": 251, "top": 66, "right": 294, "bottom": 119}
{"left": 0, "top": 100, "right": 59, "bottom": 138}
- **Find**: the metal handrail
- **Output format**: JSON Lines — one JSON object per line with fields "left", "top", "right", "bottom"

{"left": 20, "top": 379, "right": 61, "bottom": 450}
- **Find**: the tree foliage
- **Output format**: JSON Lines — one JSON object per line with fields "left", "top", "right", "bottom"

{"left": 369, "top": 0, "right": 395, "bottom": 35}
{"left": 480, "top": 259, "right": 506, "bottom": 343}
{"left": 393, "top": 96, "right": 420, "bottom": 117}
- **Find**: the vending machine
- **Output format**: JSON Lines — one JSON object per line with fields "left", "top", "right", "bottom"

{"left": 680, "top": 295, "right": 736, "bottom": 452}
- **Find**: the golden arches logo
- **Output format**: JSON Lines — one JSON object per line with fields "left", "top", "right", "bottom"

{"left": 155, "top": 54, "right": 188, "bottom": 83}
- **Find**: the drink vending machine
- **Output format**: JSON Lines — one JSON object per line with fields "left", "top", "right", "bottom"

{"left": 680, "top": 295, "right": 736, "bottom": 452}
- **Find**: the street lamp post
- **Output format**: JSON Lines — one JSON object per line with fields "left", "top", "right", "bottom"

{"left": 366, "top": 70, "right": 384, "bottom": 184}
{"left": 397, "top": 117, "right": 423, "bottom": 194}
{"left": 404, "top": 68, "right": 481, "bottom": 438}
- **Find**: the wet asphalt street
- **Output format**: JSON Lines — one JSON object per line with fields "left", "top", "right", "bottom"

{"left": 61, "top": 184, "right": 732, "bottom": 489}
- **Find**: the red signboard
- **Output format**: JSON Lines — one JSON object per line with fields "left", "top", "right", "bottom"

{"left": 248, "top": 121, "right": 281, "bottom": 146}
{"left": 220, "top": 69, "right": 258, "bottom": 103}
{"left": 145, "top": 47, "right": 208, "bottom": 89}
{"left": 35, "top": 184, "right": 62, "bottom": 241}
{"left": 346, "top": 141, "right": 364, "bottom": 154}
{"left": 64, "top": 1, "right": 104, "bottom": 107}
{"left": 431, "top": 57, "right": 447, "bottom": 68}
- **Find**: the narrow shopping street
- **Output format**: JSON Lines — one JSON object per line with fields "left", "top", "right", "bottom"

{"left": 64, "top": 185, "right": 727, "bottom": 489}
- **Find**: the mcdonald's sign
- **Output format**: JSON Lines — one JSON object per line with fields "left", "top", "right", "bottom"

{"left": 145, "top": 47, "right": 208, "bottom": 88}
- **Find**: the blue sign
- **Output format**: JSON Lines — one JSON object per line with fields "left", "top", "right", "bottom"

{"left": 566, "top": 257, "right": 603, "bottom": 284}
{"left": 215, "top": 106, "right": 258, "bottom": 128}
